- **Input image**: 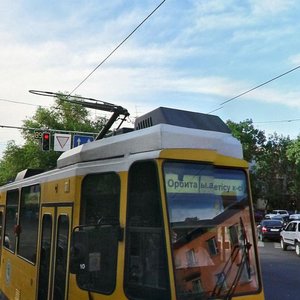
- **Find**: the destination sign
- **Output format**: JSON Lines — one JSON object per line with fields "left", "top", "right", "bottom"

{"left": 165, "top": 174, "right": 245, "bottom": 196}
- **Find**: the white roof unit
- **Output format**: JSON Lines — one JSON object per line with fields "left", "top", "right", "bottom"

{"left": 57, "top": 123, "right": 243, "bottom": 168}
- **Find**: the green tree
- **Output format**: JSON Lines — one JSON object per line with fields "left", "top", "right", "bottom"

{"left": 286, "top": 137, "right": 300, "bottom": 210}
{"left": 226, "top": 119, "right": 266, "bottom": 208}
{"left": 254, "top": 134, "right": 293, "bottom": 210}
{"left": 0, "top": 94, "right": 107, "bottom": 185}
{"left": 227, "top": 120, "right": 294, "bottom": 211}
{"left": 226, "top": 119, "right": 266, "bottom": 162}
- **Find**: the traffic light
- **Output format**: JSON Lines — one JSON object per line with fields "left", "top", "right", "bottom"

{"left": 42, "top": 132, "right": 51, "bottom": 151}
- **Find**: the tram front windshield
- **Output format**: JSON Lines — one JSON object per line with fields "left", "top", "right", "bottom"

{"left": 163, "top": 162, "right": 260, "bottom": 300}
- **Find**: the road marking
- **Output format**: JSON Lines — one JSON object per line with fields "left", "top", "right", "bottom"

{"left": 257, "top": 241, "right": 264, "bottom": 247}
{"left": 257, "top": 241, "right": 281, "bottom": 248}
{"left": 274, "top": 243, "right": 281, "bottom": 248}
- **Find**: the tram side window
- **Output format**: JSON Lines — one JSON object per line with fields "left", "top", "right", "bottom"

{"left": 124, "top": 161, "right": 170, "bottom": 300}
{"left": 4, "top": 189, "right": 19, "bottom": 252}
{"left": 38, "top": 214, "right": 52, "bottom": 300}
{"left": 80, "top": 173, "right": 120, "bottom": 225}
{"left": 78, "top": 172, "right": 120, "bottom": 294}
{"left": 53, "top": 215, "right": 70, "bottom": 300}
{"left": 18, "top": 184, "right": 40, "bottom": 263}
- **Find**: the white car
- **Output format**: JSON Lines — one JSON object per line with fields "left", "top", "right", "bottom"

{"left": 289, "top": 214, "right": 300, "bottom": 220}
{"left": 280, "top": 220, "right": 300, "bottom": 256}
{"left": 265, "top": 210, "right": 289, "bottom": 219}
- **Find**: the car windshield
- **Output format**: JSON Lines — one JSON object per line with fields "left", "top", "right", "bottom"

{"left": 290, "top": 214, "right": 300, "bottom": 219}
{"left": 272, "top": 210, "right": 287, "bottom": 214}
{"left": 271, "top": 216, "right": 283, "bottom": 220}
{"left": 163, "top": 162, "right": 260, "bottom": 300}
{"left": 262, "top": 220, "right": 282, "bottom": 226}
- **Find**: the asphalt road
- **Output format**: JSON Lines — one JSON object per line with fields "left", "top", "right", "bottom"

{"left": 258, "top": 240, "right": 300, "bottom": 300}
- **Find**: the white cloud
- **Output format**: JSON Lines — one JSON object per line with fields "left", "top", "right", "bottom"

{"left": 231, "top": 26, "right": 293, "bottom": 43}
{"left": 250, "top": 0, "right": 296, "bottom": 16}
{"left": 289, "top": 54, "right": 300, "bottom": 65}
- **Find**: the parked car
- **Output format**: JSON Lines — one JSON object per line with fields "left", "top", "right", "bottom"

{"left": 257, "top": 219, "right": 285, "bottom": 241}
{"left": 270, "top": 215, "right": 289, "bottom": 226}
{"left": 264, "top": 209, "right": 289, "bottom": 219}
{"left": 280, "top": 220, "right": 300, "bottom": 256}
{"left": 289, "top": 214, "right": 300, "bottom": 220}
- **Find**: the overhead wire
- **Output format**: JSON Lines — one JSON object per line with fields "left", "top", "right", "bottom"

{"left": 0, "top": 1, "right": 167, "bottom": 142}
{"left": 0, "top": 97, "right": 48, "bottom": 107}
{"left": 6, "top": 1, "right": 300, "bottom": 132}
{"left": 220, "top": 65, "right": 300, "bottom": 106}
{"left": 69, "top": 0, "right": 166, "bottom": 96}
{"left": 208, "top": 64, "right": 300, "bottom": 114}
{"left": 253, "top": 118, "right": 300, "bottom": 124}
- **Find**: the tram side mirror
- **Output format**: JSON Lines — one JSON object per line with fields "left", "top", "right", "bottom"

{"left": 69, "top": 230, "right": 89, "bottom": 274}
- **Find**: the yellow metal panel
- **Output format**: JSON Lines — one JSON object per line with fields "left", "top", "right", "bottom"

{"left": 159, "top": 149, "right": 248, "bottom": 168}
{"left": 235, "top": 292, "right": 265, "bottom": 300}
{"left": 41, "top": 176, "right": 77, "bottom": 203}
{"left": 1, "top": 251, "right": 37, "bottom": 300}
{"left": 0, "top": 192, "right": 5, "bottom": 205}
{"left": 156, "top": 159, "right": 177, "bottom": 300}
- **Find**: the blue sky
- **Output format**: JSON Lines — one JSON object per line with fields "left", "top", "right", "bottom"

{"left": 1, "top": 0, "right": 300, "bottom": 156}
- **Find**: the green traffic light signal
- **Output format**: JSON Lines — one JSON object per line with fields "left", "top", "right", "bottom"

{"left": 42, "top": 132, "right": 51, "bottom": 151}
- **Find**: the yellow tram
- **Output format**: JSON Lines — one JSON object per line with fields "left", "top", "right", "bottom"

{"left": 0, "top": 107, "right": 264, "bottom": 300}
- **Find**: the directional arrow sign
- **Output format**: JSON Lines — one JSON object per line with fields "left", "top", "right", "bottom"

{"left": 73, "top": 135, "right": 94, "bottom": 148}
{"left": 54, "top": 133, "right": 72, "bottom": 152}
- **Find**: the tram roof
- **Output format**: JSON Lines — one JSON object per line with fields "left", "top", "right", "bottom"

{"left": 57, "top": 123, "right": 243, "bottom": 168}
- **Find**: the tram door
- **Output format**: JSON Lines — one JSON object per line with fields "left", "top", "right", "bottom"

{"left": 37, "top": 206, "right": 72, "bottom": 300}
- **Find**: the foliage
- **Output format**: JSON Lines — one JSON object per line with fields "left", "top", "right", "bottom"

{"left": 286, "top": 137, "right": 300, "bottom": 209}
{"left": 227, "top": 120, "right": 296, "bottom": 211}
{"left": 253, "top": 134, "right": 294, "bottom": 210}
{"left": 0, "top": 93, "right": 107, "bottom": 185}
{"left": 0, "top": 140, "right": 58, "bottom": 184}
{"left": 226, "top": 119, "right": 266, "bottom": 162}
{"left": 286, "top": 138, "right": 300, "bottom": 165}
{"left": 22, "top": 94, "right": 106, "bottom": 140}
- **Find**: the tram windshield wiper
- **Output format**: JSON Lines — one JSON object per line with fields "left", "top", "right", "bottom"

{"left": 210, "top": 217, "right": 252, "bottom": 300}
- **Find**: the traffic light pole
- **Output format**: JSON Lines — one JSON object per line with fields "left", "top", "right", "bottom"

{"left": 0, "top": 124, "right": 98, "bottom": 137}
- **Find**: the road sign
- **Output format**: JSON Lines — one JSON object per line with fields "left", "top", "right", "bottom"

{"left": 54, "top": 133, "right": 72, "bottom": 152}
{"left": 73, "top": 135, "right": 94, "bottom": 148}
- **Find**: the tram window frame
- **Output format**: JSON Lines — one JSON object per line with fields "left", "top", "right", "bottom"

{"left": 37, "top": 214, "right": 52, "bottom": 300}
{"left": 76, "top": 172, "right": 120, "bottom": 295}
{"left": 18, "top": 184, "right": 40, "bottom": 263}
{"left": 124, "top": 160, "right": 171, "bottom": 300}
{"left": 0, "top": 210, "right": 3, "bottom": 259}
{"left": 53, "top": 214, "right": 70, "bottom": 300}
{"left": 4, "top": 189, "right": 19, "bottom": 252}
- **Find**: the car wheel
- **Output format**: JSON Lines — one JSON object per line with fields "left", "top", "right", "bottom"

{"left": 296, "top": 242, "right": 300, "bottom": 257}
{"left": 281, "top": 238, "right": 287, "bottom": 251}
